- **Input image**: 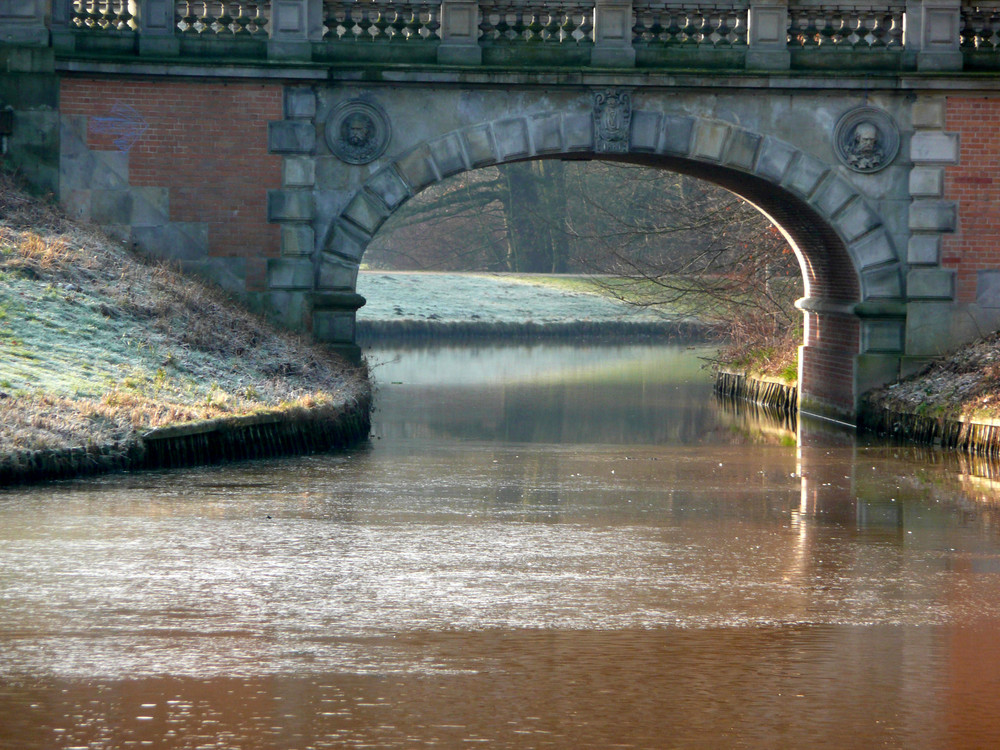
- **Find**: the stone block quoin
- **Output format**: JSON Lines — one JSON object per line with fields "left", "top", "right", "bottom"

{"left": 59, "top": 78, "right": 283, "bottom": 293}
{"left": 942, "top": 96, "right": 1000, "bottom": 305}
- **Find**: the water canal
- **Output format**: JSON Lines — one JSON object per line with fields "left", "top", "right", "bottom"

{"left": 4, "top": 343, "right": 1000, "bottom": 748}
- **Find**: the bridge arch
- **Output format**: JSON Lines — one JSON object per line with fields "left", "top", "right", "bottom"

{"left": 313, "top": 109, "right": 905, "bottom": 422}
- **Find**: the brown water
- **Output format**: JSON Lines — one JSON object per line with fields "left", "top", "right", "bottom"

{"left": 4, "top": 343, "right": 1000, "bottom": 748}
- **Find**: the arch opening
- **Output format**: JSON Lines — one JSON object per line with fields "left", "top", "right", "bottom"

{"left": 316, "top": 113, "right": 904, "bottom": 422}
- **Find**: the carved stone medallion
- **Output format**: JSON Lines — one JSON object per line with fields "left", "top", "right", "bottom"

{"left": 593, "top": 89, "right": 632, "bottom": 154}
{"left": 326, "top": 100, "right": 391, "bottom": 165}
{"left": 833, "top": 106, "right": 899, "bottom": 174}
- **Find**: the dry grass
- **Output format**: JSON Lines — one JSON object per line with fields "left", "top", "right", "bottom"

{"left": 0, "top": 169, "right": 367, "bottom": 453}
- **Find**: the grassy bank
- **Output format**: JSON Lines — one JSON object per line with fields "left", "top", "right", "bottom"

{"left": 0, "top": 172, "right": 369, "bottom": 482}
{"left": 860, "top": 331, "right": 1000, "bottom": 455}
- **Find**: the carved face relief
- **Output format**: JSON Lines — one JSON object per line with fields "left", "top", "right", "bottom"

{"left": 326, "top": 101, "right": 390, "bottom": 165}
{"left": 834, "top": 107, "right": 899, "bottom": 174}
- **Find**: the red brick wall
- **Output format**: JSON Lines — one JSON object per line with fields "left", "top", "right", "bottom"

{"left": 60, "top": 77, "right": 283, "bottom": 292}
{"left": 799, "top": 312, "right": 859, "bottom": 414}
{"left": 943, "top": 96, "right": 1000, "bottom": 304}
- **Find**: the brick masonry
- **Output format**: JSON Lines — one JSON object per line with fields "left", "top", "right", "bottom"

{"left": 59, "top": 77, "right": 283, "bottom": 296}
{"left": 943, "top": 96, "right": 1000, "bottom": 305}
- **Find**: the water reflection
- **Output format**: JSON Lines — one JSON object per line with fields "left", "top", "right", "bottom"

{"left": 4, "top": 342, "right": 1000, "bottom": 747}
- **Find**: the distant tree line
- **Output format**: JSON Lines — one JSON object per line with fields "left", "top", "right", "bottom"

{"left": 366, "top": 160, "right": 803, "bottom": 373}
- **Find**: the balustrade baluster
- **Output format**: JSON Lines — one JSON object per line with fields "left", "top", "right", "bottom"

{"left": 711, "top": 12, "right": 726, "bottom": 46}
{"left": 357, "top": 3, "right": 375, "bottom": 41}
{"left": 987, "top": 9, "right": 1000, "bottom": 50}
{"left": 479, "top": 6, "right": 496, "bottom": 41}
{"left": 526, "top": 6, "right": 544, "bottom": 42}
{"left": 560, "top": 8, "right": 578, "bottom": 43}
{"left": 494, "top": 4, "right": 511, "bottom": 42}
{"left": 961, "top": 8, "right": 982, "bottom": 48}
{"left": 405, "top": 5, "right": 423, "bottom": 39}
{"left": 577, "top": 5, "right": 592, "bottom": 43}
{"left": 215, "top": 0, "right": 234, "bottom": 34}
{"left": 511, "top": 6, "right": 527, "bottom": 42}
{"left": 390, "top": 3, "right": 408, "bottom": 40}
{"left": 543, "top": 9, "right": 560, "bottom": 42}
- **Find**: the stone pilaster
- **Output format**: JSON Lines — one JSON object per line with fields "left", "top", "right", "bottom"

{"left": 592, "top": 0, "right": 635, "bottom": 67}
{"left": 268, "top": 0, "right": 324, "bottom": 60}
{"left": 137, "top": 0, "right": 181, "bottom": 56}
{"left": 747, "top": 1, "right": 790, "bottom": 71}
{"left": 0, "top": 0, "right": 49, "bottom": 46}
{"left": 915, "top": 0, "right": 963, "bottom": 71}
{"left": 438, "top": 0, "right": 482, "bottom": 65}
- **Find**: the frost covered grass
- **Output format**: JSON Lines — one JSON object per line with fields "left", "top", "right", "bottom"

{"left": 0, "top": 171, "right": 366, "bottom": 453}
{"left": 357, "top": 271, "right": 693, "bottom": 325}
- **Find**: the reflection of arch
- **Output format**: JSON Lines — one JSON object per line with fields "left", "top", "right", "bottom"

{"left": 321, "top": 110, "right": 905, "bottom": 421}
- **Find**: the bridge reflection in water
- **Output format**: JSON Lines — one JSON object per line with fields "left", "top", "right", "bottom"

{"left": 4, "top": 343, "right": 1000, "bottom": 746}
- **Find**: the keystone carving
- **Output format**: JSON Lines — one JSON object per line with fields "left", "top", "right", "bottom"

{"left": 833, "top": 107, "right": 899, "bottom": 174}
{"left": 593, "top": 89, "right": 632, "bottom": 154}
{"left": 326, "top": 100, "right": 391, "bottom": 165}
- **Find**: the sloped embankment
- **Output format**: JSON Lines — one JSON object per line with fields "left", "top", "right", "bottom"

{"left": 861, "top": 333, "right": 1000, "bottom": 456}
{"left": 0, "top": 173, "right": 370, "bottom": 484}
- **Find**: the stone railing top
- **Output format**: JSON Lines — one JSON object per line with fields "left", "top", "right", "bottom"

{"left": 0, "top": 0, "right": 988, "bottom": 71}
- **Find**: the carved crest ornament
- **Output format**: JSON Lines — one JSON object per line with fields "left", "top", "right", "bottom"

{"left": 593, "top": 89, "right": 632, "bottom": 154}
{"left": 326, "top": 99, "right": 391, "bottom": 165}
{"left": 833, "top": 106, "right": 899, "bottom": 174}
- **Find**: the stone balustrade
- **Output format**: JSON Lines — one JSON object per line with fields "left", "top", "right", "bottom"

{"left": 0, "top": 0, "right": 992, "bottom": 70}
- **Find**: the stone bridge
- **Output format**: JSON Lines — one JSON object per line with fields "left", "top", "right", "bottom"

{"left": 3, "top": 0, "right": 1000, "bottom": 422}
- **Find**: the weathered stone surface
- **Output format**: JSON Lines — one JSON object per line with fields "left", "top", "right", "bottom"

{"left": 754, "top": 137, "right": 797, "bottom": 182}
{"left": 324, "top": 223, "right": 367, "bottom": 262}
{"left": 908, "top": 200, "right": 956, "bottom": 232}
{"left": 316, "top": 253, "right": 359, "bottom": 290}
{"left": 91, "top": 190, "right": 133, "bottom": 225}
{"left": 849, "top": 229, "right": 896, "bottom": 270}
{"left": 268, "top": 121, "right": 316, "bottom": 154}
{"left": 907, "top": 268, "right": 956, "bottom": 299}
{"left": 691, "top": 121, "right": 731, "bottom": 162}
{"left": 910, "top": 132, "right": 959, "bottom": 164}
{"left": 862, "top": 265, "right": 903, "bottom": 299}
{"left": 904, "top": 301, "right": 955, "bottom": 356}
{"left": 530, "top": 113, "right": 562, "bottom": 154}
{"left": 977, "top": 270, "right": 1000, "bottom": 308}
{"left": 312, "top": 309, "right": 355, "bottom": 343}
{"left": 366, "top": 167, "right": 410, "bottom": 210}
{"left": 341, "top": 192, "right": 387, "bottom": 235}
{"left": 911, "top": 97, "right": 946, "bottom": 129}
{"left": 834, "top": 200, "right": 881, "bottom": 243}
{"left": 909, "top": 166, "right": 944, "bottom": 197}
{"left": 394, "top": 145, "right": 438, "bottom": 191}
{"left": 283, "top": 157, "right": 315, "bottom": 187}
{"left": 132, "top": 223, "right": 209, "bottom": 262}
{"left": 629, "top": 111, "right": 660, "bottom": 153}
{"left": 128, "top": 186, "right": 170, "bottom": 227}
{"left": 493, "top": 118, "right": 531, "bottom": 160}
{"left": 722, "top": 129, "right": 761, "bottom": 171}
{"left": 461, "top": 124, "right": 498, "bottom": 166}
{"left": 267, "top": 257, "right": 314, "bottom": 289}
{"left": 781, "top": 153, "right": 828, "bottom": 199}
{"left": 863, "top": 320, "right": 905, "bottom": 352}
{"left": 60, "top": 188, "right": 90, "bottom": 221}
{"left": 267, "top": 189, "right": 315, "bottom": 221}
{"left": 285, "top": 87, "right": 316, "bottom": 119}
{"left": 562, "top": 112, "right": 593, "bottom": 152}
{"left": 908, "top": 234, "right": 941, "bottom": 265}
{"left": 810, "top": 176, "right": 856, "bottom": 218}
{"left": 428, "top": 133, "right": 466, "bottom": 177}
{"left": 181, "top": 257, "right": 246, "bottom": 296}
{"left": 660, "top": 115, "right": 694, "bottom": 156}
{"left": 281, "top": 223, "right": 314, "bottom": 256}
